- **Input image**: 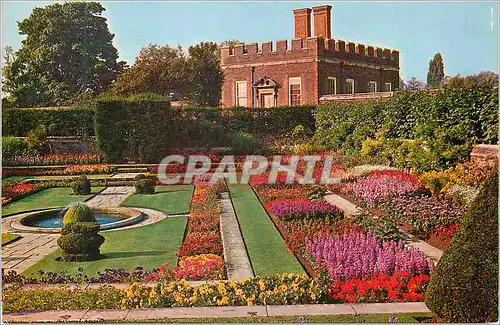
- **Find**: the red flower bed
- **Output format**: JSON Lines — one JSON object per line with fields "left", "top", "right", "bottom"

{"left": 177, "top": 180, "right": 225, "bottom": 271}
{"left": 2, "top": 182, "right": 46, "bottom": 206}
{"left": 146, "top": 254, "right": 224, "bottom": 281}
{"left": 178, "top": 231, "right": 223, "bottom": 257}
{"left": 187, "top": 215, "right": 219, "bottom": 233}
{"left": 329, "top": 271, "right": 430, "bottom": 303}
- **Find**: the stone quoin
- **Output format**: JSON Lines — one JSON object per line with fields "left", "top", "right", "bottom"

{"left": 220, "top": 5, "right": 400, "bottom": 107}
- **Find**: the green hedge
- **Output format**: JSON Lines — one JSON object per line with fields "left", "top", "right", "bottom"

{"left": 2, "top": 106, "right": 95, "bottom": 136}
{"left": 94, "top": 94, "right": 171, "bottom": 163}
{"left": 314, "top": 85, "right": 498, "bottom": 170}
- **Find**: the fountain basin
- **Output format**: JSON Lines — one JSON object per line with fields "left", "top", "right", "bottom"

{"left": 10, "top": 207, "right": 144, "bottom": 233}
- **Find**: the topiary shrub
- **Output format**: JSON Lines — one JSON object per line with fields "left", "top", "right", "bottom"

{"left": 134, "top": 173, "right": 147, "bottom": 181}
{"left": 135, "top": 178, "right": 155, "bottom": 194}
{"left": 425, "top": 163, "right": 498, "bottom": 322}
{"left": 71, "top": 176, "right": 91, "bottom": 195}
{"left": 58, "top": 204, "right": 104, "bottom": 262}
{"left": 57, "top": 222, "right": 105, "bottom": 262}
{"left": 62, "top": 203, "right": 95, "bottom": 225}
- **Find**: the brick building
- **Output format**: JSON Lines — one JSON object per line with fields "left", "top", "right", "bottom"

{"left": 220, "top": 5, "right": 400, "bottom": 107}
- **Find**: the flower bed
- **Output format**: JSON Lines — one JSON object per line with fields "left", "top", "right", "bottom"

{"left": 419, "top": 160, "right": 494, "bottom": 195}
{"left": 176, "top": 179, "right": 226, "bottom": 279}
{"left": 378, "top": 195, "right": 466, "bottom": 237}
{"left": 341, "top": 170, "right": 425, "bottom": 205}
{"left": 306, "top": 232, "right": 433, "bottom": 280}
{"left": 3, "top": 164, "right": 112, "bottom": 177}
{"left": 2, "top": 182, "right": 47, "bottom": 206}
{"left": 3, "top": 274, "right": 324, "bottom": 312}
{"left": 266, "top": 198, "right": 342, "bottom": 221}
{"left": 146, "top": 254, "right": 224, "bottom": 281}
{"left": 3, "top": 153, "right": 105, "bottom": 167}
{"left": 329, "top": 271, "right": 429, "bottom": 303}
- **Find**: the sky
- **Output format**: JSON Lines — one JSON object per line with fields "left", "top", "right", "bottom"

{"left": 2, "top": 1, "right": 499, "bottom": 81}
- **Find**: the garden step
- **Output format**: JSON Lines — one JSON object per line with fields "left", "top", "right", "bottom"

{"left": 105, "top": 180, "right": 136, "bottom": 186}
{"left": 116, "top": 167, "right": 149, "bottom": 173}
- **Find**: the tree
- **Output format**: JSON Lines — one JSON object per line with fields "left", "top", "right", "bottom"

{"left": 426, "top": 164, "right": 498, "bottom": 322}
{"left": 405, "top": 77, "right": 425, "bottom": 90}
{"left": 111, "top": 44, "right": 187, "bottom": 97}
{"left": 186, "top": 42, "right": 223, "bottom": 106}
{"left": 2, "top": 2, "right": 124, "bottom": 107}
{"left": 220, "top": 39, "right": 242, "bottom": 51}
{"left": 427, "top": 53, "right": 445, "bottom": 87}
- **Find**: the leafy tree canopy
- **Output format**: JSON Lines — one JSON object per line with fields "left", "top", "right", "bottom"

{"left": 2, "top": 2, "right": 125, "bottom": 107}
{"left": 111, "top": 44, "right": 187, "bottom": 97}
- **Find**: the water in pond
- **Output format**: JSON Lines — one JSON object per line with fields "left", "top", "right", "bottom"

{"left": 33, "top": 213, "right": 120, "bottom": 228}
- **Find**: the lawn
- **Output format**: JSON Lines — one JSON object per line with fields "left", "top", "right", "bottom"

{"left": 121, "top": 185, "right": 193, "bottom": 215}
{"left": 126, "top": 313, "right": 433, "bottom": 323}
{"left": 1, "top": 187, "right": 104, "bottom": 217}
{"left": 2, "top": 233, "right": 20, "bottom": 245}
{"left": 228, "top": 184, "right": 305, "bottom": 276}
{"left": 22, "top": 216, "right": 188, "bottom": 277}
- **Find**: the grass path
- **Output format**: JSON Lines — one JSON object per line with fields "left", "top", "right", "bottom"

{"left": 22, "top": 216, "right": 188, "bottom": 277}
{"left": 2, "top": 187, "right": 104, "bottom": 217}
{"left": 121, "top": 185, "right": 193, "bottom": 215}
{"left": 228, "top": 184, "right": 305, "bottom": 276}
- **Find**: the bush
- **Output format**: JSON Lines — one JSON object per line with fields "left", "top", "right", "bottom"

{"left": 135, "top": 179, "right": 155, "bottom": 194}
{"left": 425, "top": 164, "right": 498, "bottom": 322}
{"left": 70, "top": 176, "right": 91, "bottom": 195}
{"left": 57, "top": 222, "right": 105, "bottom": 262}
{"left": 62, "top": 203, "right": 95, "bottom": 224}
{"left": 2, "top": 137, "right": 27, "bottom": 158}
{"left": 133, "top": 174, "right": 147, "bottom": 181}
{"left": 94, "top": 93, "right": 171, "bottom": 163}
{"left": 2, "top": 106, "right": 95, "bottom": 137}
{"left": 229, "top": 132, "right": 260, "bottom": 154}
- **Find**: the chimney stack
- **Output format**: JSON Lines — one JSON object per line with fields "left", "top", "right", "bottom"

{"left": 293, "top": 8, "right": 312, "bottom": 39}
{"left": 312, "top": 5, "right": 332, "bottom": 39}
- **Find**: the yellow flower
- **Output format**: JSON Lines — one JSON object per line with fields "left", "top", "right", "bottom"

{"left": 246, "top": 296, "right": 255, "bottom": 306}
{"left": 217, "top": 296, "right": 229, "bottom": 305}
{"left": 311, "top": 292, "right": 316, "bottom": 300}
{"left": 149, "top": 289, "right": 158, "bottom": 299}
{"left": 258, "top": 279, "right": 266, "bottom": 291}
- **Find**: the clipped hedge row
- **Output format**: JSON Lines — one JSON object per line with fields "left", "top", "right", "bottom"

{"left": 94, "top": 93, "right": 171, "bottom": 163}
{"left": 315, "top": 86, "right": 498, "bottom": 152}
{"left": 2, "top": 106, "right": 95, "bottom": 137}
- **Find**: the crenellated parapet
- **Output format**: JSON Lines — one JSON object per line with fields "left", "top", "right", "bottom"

{"left": 221, "top": 37, "right": 399, "bottom": 68}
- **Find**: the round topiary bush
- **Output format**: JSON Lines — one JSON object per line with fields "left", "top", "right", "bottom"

{"left": 62, "top": 203, "right": 95, "bottom": 225}
{"left": 135, "top": 178, "right": 155, "bottom": 194}
{"left": 425, "top": 163, "right": 498, "bottom": 322}
{"left": 71, "top": 176, "right": 91, "bottom": 195}
{"left": 134, "top": 173, "right": 147, "bottom": 181}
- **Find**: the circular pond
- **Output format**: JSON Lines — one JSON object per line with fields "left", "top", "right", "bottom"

{"left": 11, "top": 207, "right": 145, "bottom": 233}
{"left": 29, "top": 211, "right": 122, "bottom": 228}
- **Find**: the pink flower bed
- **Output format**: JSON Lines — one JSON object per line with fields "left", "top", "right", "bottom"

{"left": 306, "top": 232, "right": 433, "bottom": 280}
{"left": 341, "top": 170, "right": 424, "bottom": 204}
{"left": 266, "top": 198, "right": 343, "bottom": 221}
